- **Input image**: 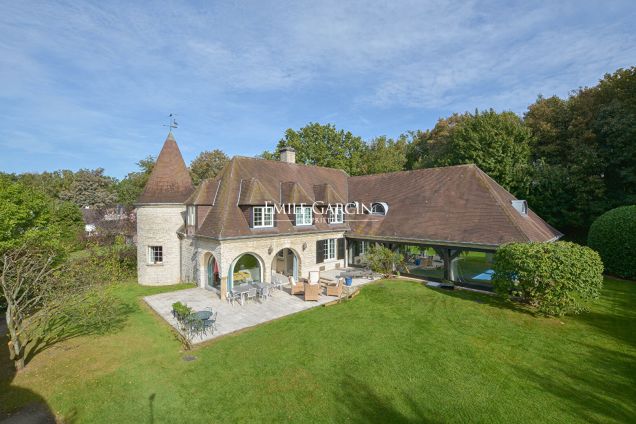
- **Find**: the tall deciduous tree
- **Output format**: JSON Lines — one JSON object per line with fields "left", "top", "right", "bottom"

{"left": 0, "top": 176, "right": 82, "bottom": 252}
{"left": 189, "top": 149, "right": 229, "bottom": 185}
{"left": 409, "top": 110, "right": 532, "bottom": 194}
{"left": 361, "top": 135, "right": 409, "bottom": 175}
{"left": 60, "top": 168, "right": 117, "bottom": 209}
{"left": 117, "top": 156, "right": 156, "bottom": 208}
{"left": 269, "top": 123, "right": 367, "bottom": 175}
{"left": 524, "top": 67, "right": 636, "bottom": 235}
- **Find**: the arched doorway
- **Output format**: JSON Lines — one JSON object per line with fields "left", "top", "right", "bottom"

{"left": 229, "top": 253, "right": 263, "bottom": 290}
{"left": 272, "top": 248, "right": 299, "bottom": 281}
{"left": 207, "top": 255, "right": 220, "bottom": 290}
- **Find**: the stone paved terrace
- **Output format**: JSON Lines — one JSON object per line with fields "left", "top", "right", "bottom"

{"left": 143, "top": 269, "right": 379, "bottom": 344}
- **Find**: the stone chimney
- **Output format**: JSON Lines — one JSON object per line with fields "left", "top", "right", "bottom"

{"left": 280, "top": 146, "right": 296, "bottom": 164}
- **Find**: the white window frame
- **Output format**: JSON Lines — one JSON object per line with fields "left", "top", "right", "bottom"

{"left": 253, "top": 206, "right": 274, "bottom": 228}
{"left": 371, "top": 203, "right": 386, "bottom": 215}
{"left": 328, "top": 205, "right": 344, "bottom": 224}
{"left": 324, "top": 239, "right": 336, "bottom": 261}
{"left": 360, "top": 241, "right": 369, "bottom": 255}
{"left": 148, "top": 246, "right": 163, "bottom": 264}
{"left": 294, "top": 206, "right": 313, "bottom": 226}
{"left": 187, "top": 205, "right": 196, "bottom": 226}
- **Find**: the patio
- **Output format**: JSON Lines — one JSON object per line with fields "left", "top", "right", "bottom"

{"left": 143, "top": 269, "right": 379, "bottom": 344}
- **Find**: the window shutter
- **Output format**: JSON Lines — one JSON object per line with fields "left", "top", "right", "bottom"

{"left": 292, "top": 208, "right": 297, "bottom": 226}
{"left": 316, "top": 240, "right": 324, "bottom": 264}
{"left": 249, "top": 207, "right": 254, "bottom": 228}
{"left": 337, "top": 238, "right": 345, "bottom": 259}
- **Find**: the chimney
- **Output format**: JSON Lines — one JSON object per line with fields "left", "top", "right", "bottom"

{"left": 279, "top": 146, "right": 296, "bottom": 164}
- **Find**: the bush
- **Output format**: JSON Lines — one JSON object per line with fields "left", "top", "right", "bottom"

{"left": 588, "top": 205, "right": 636, "bottom": 279}
{"left": 362, "top": 245, "right": 407, "bottom": 278}
{"left": 492, "top": 241, "right": 604, "bottom": 316}
{"left": 66, "top": 241, "right": 136, "bottom": 285}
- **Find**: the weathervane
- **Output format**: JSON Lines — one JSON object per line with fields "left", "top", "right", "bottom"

{"left": 164, "top": 113, "right": 178, "bottom": 131}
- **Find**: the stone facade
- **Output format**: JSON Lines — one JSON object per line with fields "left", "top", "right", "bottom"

{"left": 136, "top": 205, "right": 186, "bottom": 285}
{"left": 193, "top": 231, "right": 346, "bottom": 299}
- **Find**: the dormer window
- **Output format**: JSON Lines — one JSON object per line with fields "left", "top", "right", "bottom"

{"left": 328, "top": 205, "right": 344, "bottom": 224}
{"left": 187, "top": 206, "right": 196, "bottom": 226}
{"left": 253, "top": 206, "right": 274, "bottom": 228}
{"left": 511, "top": 200, "right": 528, "bottom": 216}
{"left": 295, "top": 206, "right": 313, "bottom": 226}
{"left": 371, "top": 202, "right": 388, "bottom": 216}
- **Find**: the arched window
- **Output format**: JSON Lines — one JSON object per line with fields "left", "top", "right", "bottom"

{"left": 232, "top": 253, "right": 262, "bottom": 285}
{"left": 371, "top": 202, "right": 389, "bottom": 216}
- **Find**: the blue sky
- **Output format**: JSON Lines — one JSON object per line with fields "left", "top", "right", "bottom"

{"left": 1, "top": 1, "right": 634, "bottom": 179}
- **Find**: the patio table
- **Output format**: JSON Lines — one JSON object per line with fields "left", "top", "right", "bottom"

{"left": 193, "top": 310, "right": 213, "bottom": 320}
{"left": 231, "top": 284, "right": 252, "bottom": 306}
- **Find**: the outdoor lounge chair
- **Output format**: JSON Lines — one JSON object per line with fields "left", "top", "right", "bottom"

{"left": 304, "top": 281, "right": 321, "bottom": 301}
{"left": 326, "top": 279, "right": 344, "bottom": 297}
{"left": 246, "top": 287, "right": 257, "bottom": 303}
{"left": 289, "top": 276, "right": 304, "bottom": 295}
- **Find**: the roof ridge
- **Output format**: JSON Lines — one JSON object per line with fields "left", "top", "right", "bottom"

{"left": 233, "top": 155, "right": 350, "bottom": 176}
{"left": 349, "top": 163, "right": 476, "bottom": 180}
{"left": 472, "top": 167, "right": 530, "bottom": 242}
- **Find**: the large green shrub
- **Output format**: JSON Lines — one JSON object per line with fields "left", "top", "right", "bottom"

{"left": 587, "top": 205, "right": 636, "bottom": 279}
{"left": 362, "top": 245, "right": 407, "bottom": 278}
{"left": 492, "top": 241, "right": 604, "bottom": 316}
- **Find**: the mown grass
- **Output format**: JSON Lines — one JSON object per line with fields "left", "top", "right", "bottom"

{"left": 2, "top": 278, "right": 635, "bottom": 423}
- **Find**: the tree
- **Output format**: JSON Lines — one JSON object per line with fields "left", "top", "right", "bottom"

{"left": 409, "top": 110, "right": 532, "bottom": 194}
{"left": 1, "top": 244, "right": 120, "bottom": 370}
{"left": 523, "top": 67, "right": 636, "bottom": 236}
{"left": 588, "top": 206, "right": 636, "bottom": 279}
{"left": 117, "top": 156, "right": 155, "bottom": 208}
{"left": 189, "top": 149, "right": 229, "bottom": 185}
{"left": 492, "top": 242, "right": 604, "bottom": 316}
{"left": 360, "top": 135, "right": 409, "bottom": 175}
{"left": 60, "top": 168, "right": 117, "bottom": 209}
{"left": 0, "top": 176, "right": 82, "bottom": 252}
{"left": 269, "top": 123, "right": 367, "bottom": 175}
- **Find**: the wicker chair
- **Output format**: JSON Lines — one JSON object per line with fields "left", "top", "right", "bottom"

{"left": 289, "top": 275, "right": 304, "bottom": 295}
{"left": 326, "top": 279, "right": 344, "bottom": 297}
{"left": 304, "top": 281, "right": 321, "bottom": 301}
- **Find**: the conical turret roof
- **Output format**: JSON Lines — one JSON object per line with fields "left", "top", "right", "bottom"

{"left": 137, "top": 132, "right": 194, "bottom": 204}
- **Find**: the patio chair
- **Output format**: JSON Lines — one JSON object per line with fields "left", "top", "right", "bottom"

{"left": 246, "top": 287, "right": 257, "bottom": 303}
{"left": 304, "top": 280, "right": 321, "bottom": 301}
{"left": 203, "top": 312, "right": 218, "bottom": 334}
{"left": 326, "top": 279, "right": 344, "bottom": 297}
{"left": 308, "top": 271, "right": 320, "bottom": 285}
{"left": 259, "top": 285, "right": 270, "bottom": 301}
{"left": 289, "top": 275, "right": 304, "bottom": 295}
{"left": 226, "top": 291, "right": 240, "bottom": 306}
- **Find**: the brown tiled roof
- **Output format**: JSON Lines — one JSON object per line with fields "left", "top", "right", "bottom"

{"left": 238, "top": 178, "right": 277, "bottom": 205}
{"left": 196, "top": 157, "right": 349, "bottom": 239}
{"left": 282, "top": 182, "right": 313, "bottom": 204}
{"left": 347, "top": 164, "right": 562, "bottom": 247}
{"left": 137, "top": 132, "right": 194, "bottom": 204}
{"left": 314, "top": 183, "right": 345, "bottom": 204}
{"left": 186, "top": 177, "right": 221, "bottom": 205}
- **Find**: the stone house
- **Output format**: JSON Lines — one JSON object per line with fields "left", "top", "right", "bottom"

{"left": 136, "top": 132, "right": 561, "bottom": 296}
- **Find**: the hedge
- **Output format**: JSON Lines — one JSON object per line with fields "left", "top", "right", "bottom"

{"left": 493, "top": 241, "right": 604, "bottom": 316}
{"left": 587, "top": 205, "right": 636, "bottom": 279}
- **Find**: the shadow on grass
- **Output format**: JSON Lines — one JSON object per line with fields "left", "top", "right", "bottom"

{"left": 25, "top": 298, "right": 135, "bottom": 365}
{"left": 1, "top": 319, "right": 56, "bottom": 423}
{"left": 573, "top": 279, "right": 636, "bottom": 349}
{"left": 336, "top": 375, "right": 443, "bottom": 423}
{"left": 511, "top": 342, "right": 636, "bottom": 423}
{"left": 425, "top": 285, "right": 536, "bottom": 317}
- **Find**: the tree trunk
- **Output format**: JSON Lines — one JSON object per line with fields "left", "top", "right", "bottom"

{"left": 6, "top": 303, "right": 25, "bottom": 371}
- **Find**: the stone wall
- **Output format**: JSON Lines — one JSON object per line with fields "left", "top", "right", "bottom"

{"left": 136, "top": 205, "right": 186, "bottom": 285}
{"left": 192, "top": 231, "right": 346, "bottom": 299}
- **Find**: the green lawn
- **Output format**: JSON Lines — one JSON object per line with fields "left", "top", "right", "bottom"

{"left": 2, "top": 278, "right": 635, "bottom": 423}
